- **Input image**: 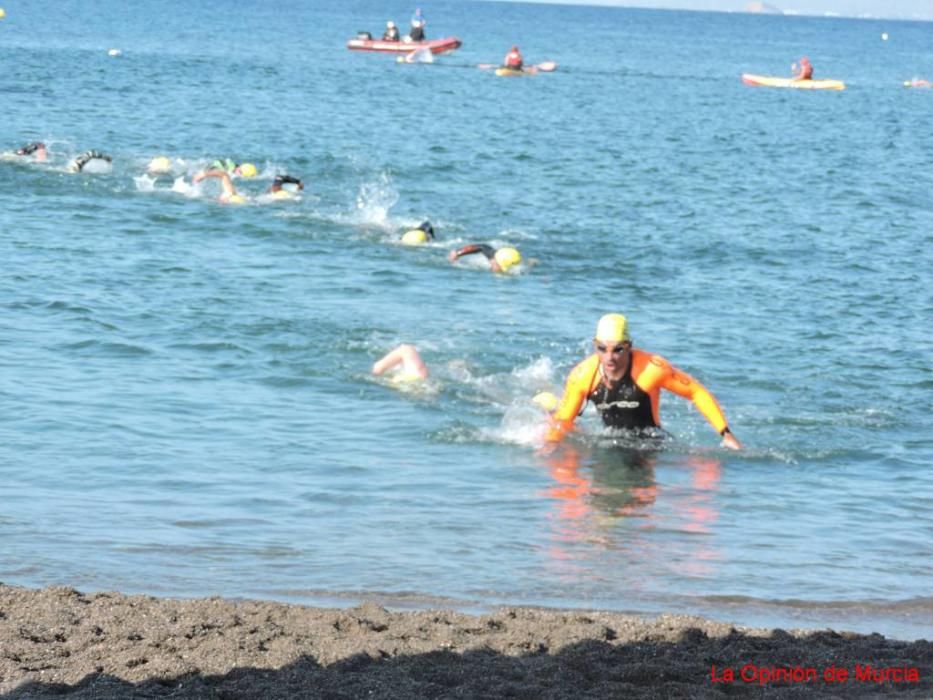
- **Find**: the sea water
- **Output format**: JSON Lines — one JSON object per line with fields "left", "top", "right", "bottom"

{"left": 1, "top": 0, "right": 931, "bottom": 640}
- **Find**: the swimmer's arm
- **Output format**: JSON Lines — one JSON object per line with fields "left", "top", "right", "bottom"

{"left": 543, "top": 365, "right": 591, "bottom": 445}
{"left": 448, "top": 244, "right": 496, "bottom": 263}
{"left": 372, "top": 344, "right": 428, "bottom": 379}
{"left": 661, "top": 366, "right": 742, "bottom": 449}
{"left": 193, "top": 170, "right": 237, "bottom": 198}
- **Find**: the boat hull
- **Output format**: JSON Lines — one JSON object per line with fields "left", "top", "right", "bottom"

{"left": 741, "top": 73, "right": 846, "bottom": 90}
{"left": 347, "top": 37, "right": 462, "bottom": 55}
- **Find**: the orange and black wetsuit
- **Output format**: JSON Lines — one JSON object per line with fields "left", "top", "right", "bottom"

{"left": 545, "top": 349, "right": 729, "bottom": 443}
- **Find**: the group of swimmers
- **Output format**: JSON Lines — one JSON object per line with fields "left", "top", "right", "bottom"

{"left": 9, "top": 143, "right": 306, "bottom": 200}
{"left": 373, "top": 312, "right": 743, "bottom": 453}
{"left": 10, "top": 142, "right": 740, "bottom": 451}
{"left": 9, "top": 141, "right": 525, "bottom": 275}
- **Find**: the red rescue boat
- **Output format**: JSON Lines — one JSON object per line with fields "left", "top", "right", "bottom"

{"left": 346, "top": 35, "right": 462, "bottom": 55}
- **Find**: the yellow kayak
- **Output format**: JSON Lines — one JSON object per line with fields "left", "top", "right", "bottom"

{"left": 495, "top": 67, "right": 528, "bottom": 77}
{"left": 742, "top": 73, "right": 846, "bottom": 91}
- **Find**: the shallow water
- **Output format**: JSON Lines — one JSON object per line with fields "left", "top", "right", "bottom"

{"left": 1, "top": 1, "right": 931, "bottom": 640}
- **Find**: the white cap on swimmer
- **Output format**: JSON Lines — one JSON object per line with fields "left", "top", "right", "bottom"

{"left": 595, "top": 313, "right": 630, "bottom": 343}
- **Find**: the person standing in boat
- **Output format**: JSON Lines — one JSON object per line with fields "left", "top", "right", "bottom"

{"left": 383, "top": 21, "right": 400, "bottom": 41}
{"left": 408, "top": 7, "right": 426, "bottom": 41}
{"left": 792, "top": 56, "right": 813, "bottom": 81}
{"left": 503, "top": 46, "right": 524, "bottom": 71}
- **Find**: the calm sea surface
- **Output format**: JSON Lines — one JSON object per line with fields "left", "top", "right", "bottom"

{"left": 1, "top": 0, "right": 931, "bottom": 640}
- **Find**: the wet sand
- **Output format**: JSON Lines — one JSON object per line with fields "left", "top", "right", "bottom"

{"left": 0, "top": 584, "right": 929, "bottom": 698}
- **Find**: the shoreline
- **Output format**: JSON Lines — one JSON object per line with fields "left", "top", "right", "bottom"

{"left": 1, "top": 584, "right": 929, "bottom": 698}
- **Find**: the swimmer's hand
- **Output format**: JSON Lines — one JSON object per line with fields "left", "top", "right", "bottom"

{"left": 721, "top": 432, "right": 742, "bottom": 450}
{"left": 192, "top": 173, "right": 205, "bottom": 184}
{"left": 447, "top": 250, "right": 458, "bottom": 262}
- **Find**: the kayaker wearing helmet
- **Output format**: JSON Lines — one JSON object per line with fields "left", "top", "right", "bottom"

{"left": 383, "top": 21, "right": 400, "bottom": 41}
{"left": 448, "top": 243, "right": 522, "bottom": 273}
{"left": 793, "top": 56, "right": 813, "bottom": 81}
{"left": 504, "top": 46, "right": 523, "bottom": 71}
{"left": 541, "top": 313, "right": 743, "bottom": 452}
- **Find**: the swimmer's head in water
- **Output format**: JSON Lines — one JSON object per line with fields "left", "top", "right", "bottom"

{"left": 494, "top": 246, "right": 522, "bottom": 272}
{"left": 16, "top": 142, "right": 45, "bottom": 156}
{"left": 237, "top": 162, "right": 258, "bottom": 178}
{"left": 401, "top": 229, "right": 428, "bottom": 245}
{"left": 272, "top": 174, "right": 303, "bottom": 192}
{"left": 417, "top": 221, "right": 435, "bottom": 239}
{"left": 147, "top": 156, "right": 172, "bottom": 174}
{"left": 226, "top": 194, "right": 246, "bottom": 205}
{"left": 595, "top": 313, "right": 630, "bottom": 344}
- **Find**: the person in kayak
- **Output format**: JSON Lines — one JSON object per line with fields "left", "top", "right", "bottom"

{"left": 542, "top": 313, "right": 742, "bottom": 451}
{"left": 383, "top": 21, "right": 400, "bottom": 41}
{"left": 193, "top": 170, "right": 246, "bottom": 204}
{"left": 504, "top": 46, "right": 524, "bottom": 71}
{"left": 793, "top": 56, "right": 813, "bottom": 81}
{"left": 372, "top": 344, "right": 429, "bottom": 381}
{"left": 401, "top": 220, "right": 435, "bottom": 245}
{"left": 15, "top": 142, "right": 48, "bottom": 162}
{"left": 408, "top": 7, "right": 426, "bottom": 41}
{"left": 269, "top": 174, "right": 304, "bottom": 199}
{"left": 448, "top": 243, "right": 521, "bottom": 273}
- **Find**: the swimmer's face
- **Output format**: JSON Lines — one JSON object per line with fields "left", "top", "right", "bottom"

{"left": 594, "top": 339, "right": 630, "bottom": 375}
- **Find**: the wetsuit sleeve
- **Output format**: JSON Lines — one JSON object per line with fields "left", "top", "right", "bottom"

{"left": 655, "top": 357, "right": 729, "bottom": 434}
{"left": 545, "top": 357, "right": 597, "bottom": 443}
{"left": 452, "top": 244, "right": 496, "bottom": 261}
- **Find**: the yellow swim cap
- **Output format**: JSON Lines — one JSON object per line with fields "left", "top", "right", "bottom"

{"left": 147, "top": 156, "right": 172, "bottom": 174}
{"left": 227, "top": 194, "right": 246, "bottom": 204}
{"left": 0, "top": 9, "right": 7, "bottom": 19}
{"left": 401, "top": 229, "right": 428, "bottom": 245}
{"left": 390, "top": 371, "right": 425, "bottom": 385}
{"left": 532, "top": 391, "right": 559, "bottom": 412}
{"left": 272, "top": 189, "right": 293, "bottom": 200}
{"left": 494, "top": 247, "right": 522, "bottom": 271}
{"left": 238, "top": 163, "right": 258, "bottom": 178}
{"left": 595, "top": 313, "right": 630, "bottom": 343}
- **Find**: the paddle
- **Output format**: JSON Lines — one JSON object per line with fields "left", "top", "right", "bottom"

{"left": 477, "top": 60, "right": 558, "bottom": 73}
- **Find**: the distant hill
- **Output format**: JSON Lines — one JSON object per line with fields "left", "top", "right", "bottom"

{"left": 746, "top": 1, "right": 783, "bottom": 13}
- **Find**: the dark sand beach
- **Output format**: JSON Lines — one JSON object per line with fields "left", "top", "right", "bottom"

{"left": 0, "top": 585, "right": 929, "bottom": 698}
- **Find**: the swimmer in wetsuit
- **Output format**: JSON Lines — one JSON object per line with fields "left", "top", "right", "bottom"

{"left": 208, "top": 159, "right": 258, "bottom": 178}
{"left": 543, "top": 313, "right": 742, "bottom": 451}
{"left": 70, "top": 150, "right": 113, "bottom": 173}
{"left": 448, "top": 243, "right": 521, "bottom": 272}
{"left": 16, "top": 142, "right": 48, "bottom": 162}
